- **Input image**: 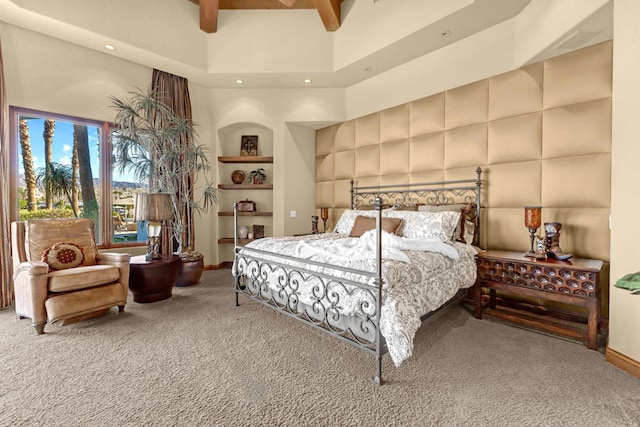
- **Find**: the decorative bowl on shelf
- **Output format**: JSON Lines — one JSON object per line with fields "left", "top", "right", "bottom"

{"left": 231, "top": 170, "right": 245, "bottom": 184}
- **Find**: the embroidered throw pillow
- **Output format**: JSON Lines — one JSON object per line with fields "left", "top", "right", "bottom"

{"left": 42, "top": 242, "right": 85, "bottom": 271}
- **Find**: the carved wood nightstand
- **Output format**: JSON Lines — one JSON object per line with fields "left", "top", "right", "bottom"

{"left": 474, "top": 250, "right": 604, "bottom": 349}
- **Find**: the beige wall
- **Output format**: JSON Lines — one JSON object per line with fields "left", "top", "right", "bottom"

{"left": 317, "top": 42, "right": 612, "bottom": 265}
{"left": 0, "top": 22, "right": 342, "bottom": 267}
{"left": 610, "top": 0, "right": 640, "bottom": 367}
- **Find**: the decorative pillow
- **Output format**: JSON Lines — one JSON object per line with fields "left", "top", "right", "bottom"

{"left": 42, "top": 242, "right": 85, "bottom": 271}
{"left": 334, "top": 209, "right": 377, "bottom": 235}
{"left": 349, "top": 216, "right": 403, "bottom": 237}
{"left": 418, "top": 203, "right": 477, "bottom": 243}
{"left": 383, "top": 210, "right": 461, "bottom": 241}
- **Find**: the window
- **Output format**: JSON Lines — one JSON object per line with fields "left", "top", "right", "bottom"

{"left": 9, "top": 106, "right": 147, "bottom": 248}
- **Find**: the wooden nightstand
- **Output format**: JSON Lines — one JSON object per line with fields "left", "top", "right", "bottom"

{"left": 474, "top": 250, "right": 604, "bottom": 349}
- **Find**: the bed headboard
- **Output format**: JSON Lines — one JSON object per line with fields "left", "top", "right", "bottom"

{"left": 350, "top": 167, "right": 483, "bottom": 245}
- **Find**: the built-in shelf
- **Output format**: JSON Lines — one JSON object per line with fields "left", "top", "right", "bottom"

{"left": 218, "top": 211, "right": 273, "bottom": 216}
{"left": 218, "top": 184, "right": 273, "bottom": 190}
{"left": 218, "top": 156, "right": 273, "bottom": 164}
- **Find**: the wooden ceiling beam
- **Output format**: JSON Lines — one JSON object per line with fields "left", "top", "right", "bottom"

{"left": 278, "top": 0, "right": 297, "bottom": 7}
{"left": 312, "top": 0, "right": 343, "bottom": 32}
{"left": 199, "top": 0, "right": 219, "bottom": 33}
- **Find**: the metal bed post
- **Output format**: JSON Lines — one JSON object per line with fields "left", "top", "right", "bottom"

{"left": 234, "top": 202, "right": 240, "bottom": 307}
{"left": 374, "top": 196, "right": 383, "bottom": 386}
{"left": 475, "top": 167, "right": 482, "bottom": 246}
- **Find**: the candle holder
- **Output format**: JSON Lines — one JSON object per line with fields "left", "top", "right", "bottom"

{"left": 320, "top": 207, "right": 329, "bottom": 232}
{"left": 523, "top": 206, "right": 542, "bottom": 257}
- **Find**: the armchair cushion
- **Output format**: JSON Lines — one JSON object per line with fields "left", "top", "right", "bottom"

{"left": 42, "top": 242, "right": 85, "bottom": 271}
{"left": 25, "top": 218, "right": 98, "bottom": 266}
{"left": 47, "top": 265, "right": 121, "bottom": 293}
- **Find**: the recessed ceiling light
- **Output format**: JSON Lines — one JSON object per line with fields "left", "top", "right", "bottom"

{"left": 304, "top": 79, "right": 312, "bottom": 83}
{"left": 235, "top": 79, "right": 244, "bottom": 84}
{"left": 441, "top": 30, "right": 451, "bottom": 38}
{"left": 104, "top": 44, "right": 116, "bottom": 50}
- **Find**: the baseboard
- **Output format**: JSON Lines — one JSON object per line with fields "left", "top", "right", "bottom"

{"left": 606, "top": 346, "right": 640, "bottom": 379}
{"left": 205, "top": 262, "right": 233, "bottom": 270}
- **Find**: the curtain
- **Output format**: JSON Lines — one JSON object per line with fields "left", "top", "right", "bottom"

{"left": 0, "top": 39, "right": 13, "bottom": 308}
{"left": 150, "top": 69, "right": 194, "bottom": 255}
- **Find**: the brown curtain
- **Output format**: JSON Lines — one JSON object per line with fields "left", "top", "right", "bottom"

{"left": 150, "top": 69, "right": 194, "bottom": 255}
{"left": 0, "top": 39, "right": 13, "bottom": 308}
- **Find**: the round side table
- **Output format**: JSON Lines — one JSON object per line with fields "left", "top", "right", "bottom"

{"left": 129, "top": 254, "right": 180, "bottom": 303}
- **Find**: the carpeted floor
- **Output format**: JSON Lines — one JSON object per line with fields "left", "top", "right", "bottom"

{"left": 0, "top": 270, "right": 638, "bottom": 427}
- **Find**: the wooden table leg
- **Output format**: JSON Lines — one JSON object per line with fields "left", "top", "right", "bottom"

{"left": 489, "top": 289, "right": 497, "bottom": 309}
{"left": 474, "top": 282, "right": 483, "bottom": 319}
{"left": 586, "top": 298, "right": 600, "bottom": 350}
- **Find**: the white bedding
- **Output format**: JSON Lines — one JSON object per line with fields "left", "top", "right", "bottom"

{"left": 233, "top": 232, "right": 477, "bottom": 366}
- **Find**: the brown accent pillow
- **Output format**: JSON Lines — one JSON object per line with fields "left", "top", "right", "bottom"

{"left": 349, "top": 216, "right": 403, "bottom": 237}
{"left": 42, "top": 242, "right": 85, "bottom": 272}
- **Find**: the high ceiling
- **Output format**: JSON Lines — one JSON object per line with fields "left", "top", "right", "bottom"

{"left": 186, "top": 0, "right": 343, "bottom": 33}
{"left": 0, "top": 0, "right": 613, "bottom": 89}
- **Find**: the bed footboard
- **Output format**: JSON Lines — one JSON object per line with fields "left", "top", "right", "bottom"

{"left": 233, "top": 199, "right": 387, "bottom": 385}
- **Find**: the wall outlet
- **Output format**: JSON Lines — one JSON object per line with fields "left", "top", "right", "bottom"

{"left": 290, "top": 210, "right": 297, "bottom": 218}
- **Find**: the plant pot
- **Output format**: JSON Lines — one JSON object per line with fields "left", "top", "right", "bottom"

{"left": 175, "top": 257, "right": 204, "bottom": 287}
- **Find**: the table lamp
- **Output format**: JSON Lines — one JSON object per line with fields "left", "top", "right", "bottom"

{"left": 523, "top": 205, "right": 542, "bottom": 257}
{"left": 135, "top": 193, "right": 173, "bottom": 261}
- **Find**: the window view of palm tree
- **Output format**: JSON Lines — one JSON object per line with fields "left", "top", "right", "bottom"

{"left": 11, "top": 107, "right": 148, "bottom": 246}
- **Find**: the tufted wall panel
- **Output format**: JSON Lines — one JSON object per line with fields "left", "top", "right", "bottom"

{"left": 316, "top": 41, "right": 612, "bottom": 266}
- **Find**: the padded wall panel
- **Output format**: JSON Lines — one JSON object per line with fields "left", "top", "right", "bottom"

{"left": 316, "top": 42, "right": 612, "bottom": 262}
{"left": 409, "top": 93, "right": 445, "bottom": 136}
{"left": 444, "top": 123, "right": 488, "bottom": 169}
{"left": 488, "top": 113, "right": 542, "bottom": 164}
{"left": 355, "top": 145, "right": 380, "bottom": 178}
{"left": 542, "top": 98, "right": 612, "bottom": 159}
{"left": 486, "top": 162, "right": 541, "bottom": 208}
{"left": 445, "top": 80, "right": 488, "bottom": 129}
{"left": 334, "top": 120, "right": 355, "bottom": 152}
{"left": 380, "top": 174, "right": 409, "bottom": 188}
{"left": 544, "top": 41, "right": 612, "bottom": 109}
{"left": 409, "top": 170, "right": 445, "bottom": 184}
{"left": 488, "top": 63, "right": 543, "bottom": 121}
{"left": 542, "top": 154, "right": 610, "bottom": 208}
{"left": 380, "top": 139, "right": 409, "bottom": 175}
{"left": 333, "top": 150, "right": 354, "bottom": 180}
{"left": 316, "top": 181, "right": 334, "bottom": 208}
{"left": 355, "top": 113, "right": 380, "bottom": 147}
{"left": 334, "top": 180, "right": 353, "bottom": 208}
{"left": 380, "top": 104, "right": 409, "bottom": 143}
{"left": 316, "top": 154, "right": 333, "bottom": 182}
{"left": 542, "top": 208, "right": 610, "bottom": 262}
{"left": 316, "top": 125, "right": 336, "bottom": 156}
{"left": 485, "top": 208, "right": 529, "bottom": 253}
{"left": 409, "top": 133, "right": 444, "bottom": 172}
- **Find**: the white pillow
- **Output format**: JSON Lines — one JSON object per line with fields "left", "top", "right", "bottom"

{"left": 383, "top": 210, "right": 461, "bottom": 241}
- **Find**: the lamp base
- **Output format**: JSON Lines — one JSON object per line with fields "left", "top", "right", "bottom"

{"left": 523, "top": 251, "right": 537, "bottom": 258}
{"left": 145, "top": 235, "right": 161, "bottom": 261}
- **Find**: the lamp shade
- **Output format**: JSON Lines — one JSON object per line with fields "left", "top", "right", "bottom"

{"left": 134, "top": 193, "right": 173, "bottom": 221}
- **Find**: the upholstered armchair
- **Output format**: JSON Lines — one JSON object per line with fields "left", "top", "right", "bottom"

{"left": 11, "top": 218, "right": 131, "bottom": 334}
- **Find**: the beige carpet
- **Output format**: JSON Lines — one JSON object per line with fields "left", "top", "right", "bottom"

{"left": 1, "top": 270, "right": 639, "bottom": 427}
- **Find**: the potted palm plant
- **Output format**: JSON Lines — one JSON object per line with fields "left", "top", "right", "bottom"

{"left": 110, "top": 88, "right": 217, "bottom": 286}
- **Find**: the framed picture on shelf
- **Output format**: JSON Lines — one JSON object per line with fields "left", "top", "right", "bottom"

{"left": 253, "top": 224, "right": 265, "bottom": 239}
{"left": 240, "top": 135, "right": 258, "bottom": 156}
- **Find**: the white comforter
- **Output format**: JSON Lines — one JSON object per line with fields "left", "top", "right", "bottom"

{"left": 234, "top": 232, "right": 477, "bottom": 366}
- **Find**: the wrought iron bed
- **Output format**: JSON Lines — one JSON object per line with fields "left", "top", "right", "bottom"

{"left": 233, "top": 167, "right": 483, "bottom": 385}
